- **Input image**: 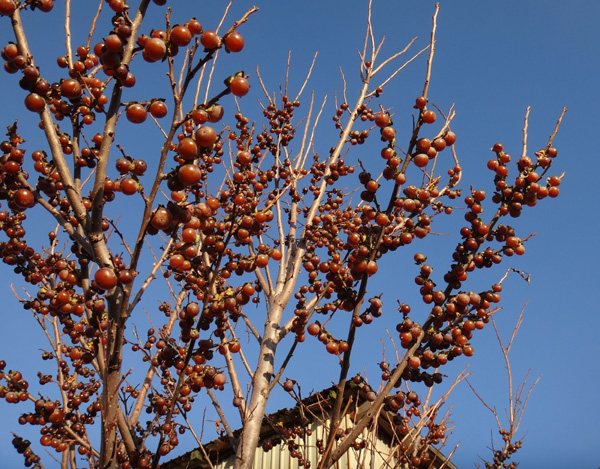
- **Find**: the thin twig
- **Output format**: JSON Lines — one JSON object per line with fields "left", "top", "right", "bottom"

{"left": 546, "top": 106, "right": 567, "bottom": 150}
{"left": 521, "top": 106, "right": 531, "bottom": 159}
{"left": 422, "top": 3, "right": 440, "bottom": 99}
{"left": 86, "top": 0, "right": 104, "bottom": 50}
{"left": 64, "top": 0, "right": 73, "bottom": 69}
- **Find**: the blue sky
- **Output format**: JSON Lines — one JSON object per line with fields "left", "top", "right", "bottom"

{"left": 0, "top": 1, "right": 598, "bottom": 467}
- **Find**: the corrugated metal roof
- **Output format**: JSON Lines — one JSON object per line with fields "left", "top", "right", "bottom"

{"left": 162, "top": 384, "right": 458, "bottom": 469}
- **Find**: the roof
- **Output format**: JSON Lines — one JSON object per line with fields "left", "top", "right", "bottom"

{"left": 162, "top": 383, "right": 458, "bottom": 469}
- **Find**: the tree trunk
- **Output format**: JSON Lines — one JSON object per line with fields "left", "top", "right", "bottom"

{"left": 232, "top": 302, "right": 284, "bottom": 469}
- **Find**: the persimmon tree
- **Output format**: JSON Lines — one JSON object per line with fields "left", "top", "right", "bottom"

{"left": 0, "top": 1, "right": 565, "bottom": 468}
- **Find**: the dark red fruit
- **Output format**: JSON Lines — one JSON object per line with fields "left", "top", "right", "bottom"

{"left": 444, "top": 131, "right": 457, "bottom": 145}
{"left": 195, "top": 125, "right": 217, "bottom": 147}
{"left": 422, "top": 110, "right": 436, "bottom": 124}
{"left": 149, "top": 101, "right": 168, "bottom": 118}
{"left": 206, "top": 105, "right": 224, "bottom": 123}
{"left": 413, "top": 153, "right": 429, "bottom": 167}
{"left": 104, "top": 34, "right": 123, "bottom": 53}
{"left": 151, "top": 207, "right": 173, "bottom": 231}
{"left": 414, "top": 96, "right": 428, "bottom": 109}
{"left": 120, "top": 177, "right": 138, "bottom": 195}
{"left": 126, "top": 104, "right": 147, "bottom": 124}
{"left": 0, "top": 0, "right": 16, "bottom": 16}
{"left": 95, "top": 267, "right": 118, "bottom": 290}
{"left": 214, "top": 373, "right": 226, "bottom": 386}
{"left": 144, "top": 37, "right": 166, "bottom": 62}
{"left": 170, "top": 25, "right": 192, "bottom": 47}
{"left": 307, "top": 323, "right": 320, "bottom": 336}
{"left": 191, "top": 108, "right": 208, "bottom": 124}
{"left": 200, "top": 31, "right": 220, "bottom": 49}
{"left": 283, "top": 379, "right": 294, "bottom": 392}
{"left": 14, "top": 188, "right": 36, "bottom": 209}
{"left": 224, "top": 31, "right": 244, "bottom": 52}
{"left": 229, "top": 77, "right": 250, "bottom": 97}
{"left": 177, "top": 138, "right": 199, "bottom": 160}
{"left": 178, "top": 164, "right": 201, "bottom": 186}
{"left": 381, "top": 127, "right": 396, "bottom": 142}
{"left": 37, "top": 0, "right": 54, "bottom": 13}
{"left": 61, "top": 79, "right": 82, "bottom": 100}
{"left": 374, "top": 112, "right": 390, "bottom": 128}
{"left": 25, "top": 93, "right": 45, "bottom": 113}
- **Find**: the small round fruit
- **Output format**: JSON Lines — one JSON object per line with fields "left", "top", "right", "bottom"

{"left": 14, "top": 188, "right": 36, "bottom": 209}
{"left": 224, "top": 31, "right": 244, "bottom": 52}
{"left": 206, "top": 197, "right": 221, "bottom": 212}
{"left": 178, "top": 164, "right": 201, "bottom": 186}
{"left": 118, "top": 270, "right": 134, "bottom": 284}
{"left": 0, "top": 0, "right": 16, "bottom": 16}
{"left": 177, "top": 137, "right": 199, "bottom": 160}
{"left": 214, "top": 373, "right": 226, "bottom": 386}
{"left": 414, "top": 96, "right": 428, "bottom": 109}
{"left": 283, "top": 379, "right": 294, "bottom": 392}
{"left": 413, "top": 153, "right": 429, "bottom": 168}
{"left": 104, "top": 34, "right": 123, "bottom": 53}
{"left": 144, "top": 37, "right": 166, "bottom": 61}
{"left": 422, "top": 110, "right": 436, "bottom": 124}
{"left": 416, "top": 138, "right": 431, "bottom": 152}
{"left": 132, "top": 160, "right": 147, "bottom": 175}
{"left": 181, "top": 227, "right": 197, "bottom": 243}
{"left": 365, "top": 261, "right": 378, "bottom": 276}
{"left": 187, "top": 18, "right": 202, "bottom": 35}
{"left": 255, "top": 253, "right": 269, "bottom": 268}
{"left": 116, "top": 158, "right": 131, "bottom": 174}
{"left": 149, "top": 101, "right": 168, "bottom": 118}
{"left": 326, "top": 341, "right": 339, "bottom": 355}
{"left": 229, "top": 77, "right": 249, "bottom": 97}
{"left": 375, "top": 213, "right": 389, "bottom": 226}
{"left": 126, "top": 104, "right": 147, "bottom": 124}
{"left": 48, "top": 408, "right": 65, "bottom": 424}
{"left": 432, "top": 138, "right": 446, "bottom": 152}
{"left": 95, "top": 267, "right": 118, "bottom": 290}
{"left": 444, "top": 131, "right": 457, "bottom": 145}
{"left": 200, "top": 31, "right": 220, "bottom": 49}
{"left": 381, "top": 126, "right": 396, "bottom": 142}
{"left": 195, "top": 125, "right": 217, "bottom": 147}
{"left": 120, "top": 177, "right": 138, "bottom": 195}
{"left": 206, "top": 104, "right": 224, "bottom": 123}
{"left": 151, "top": 207, "right": 173, "bottom": 231}
{"left": 108, "top": 0, "right": 126, "bottom": 12}
{"left": 25, "top": 93, "right": 46, "bottom": 113}
{"left": 237, "top": 151, "right": 252, "bottom": 165}
{"left": 61, "top": 79, "right": 82, "bottom": 99}
{"left": 191, "top": 108, "right": 208, "bottom": 124}
{"left": 33, "top": 0, "right": 54, "bottom": 12}
{"left": 307, "top": 323, "right": 321, "bottom": 336}
{"left": 170, "top": 25, "right": 192, "bottom": 47}
{"left": 374, "top": 112, "right": 390, "bottom": 128}
{"left": 408, "top": 356, "right": 421, "bottom": 369}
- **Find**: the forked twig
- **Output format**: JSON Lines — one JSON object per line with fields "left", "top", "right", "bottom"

{"left": 466, "top": 303, "right": 540, "bottom": 468}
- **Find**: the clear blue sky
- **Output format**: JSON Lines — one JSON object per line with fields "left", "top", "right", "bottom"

{"left": 0, "top": 1, "right": 598, "bottom": 468}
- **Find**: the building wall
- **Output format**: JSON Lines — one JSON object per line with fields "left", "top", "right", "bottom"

{"left": 210, "top": 417, "right": 402, "bottom": 469}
